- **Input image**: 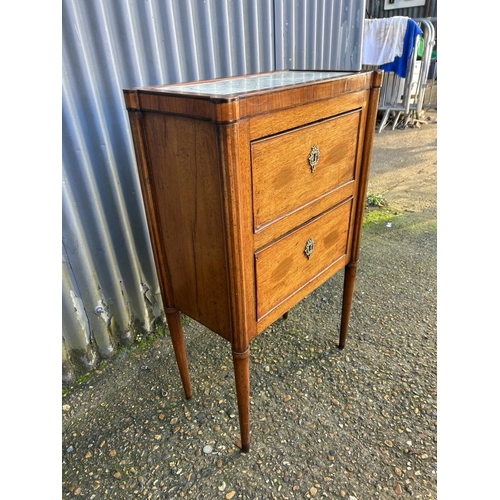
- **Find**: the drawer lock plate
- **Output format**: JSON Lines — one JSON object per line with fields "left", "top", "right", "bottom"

{"left": 308, "top": 145, "right": 320, "bottom": 172}
{"left": 304, "top": 238, "right": 315, "bottom": 259}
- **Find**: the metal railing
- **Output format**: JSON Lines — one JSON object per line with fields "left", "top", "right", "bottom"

{"left": 369, "top": 18, "right": 436, "bottom": 132}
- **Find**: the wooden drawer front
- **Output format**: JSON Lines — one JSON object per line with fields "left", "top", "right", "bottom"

{"left": 251, "top": 110, "right": 360, "bottom": 231}
{"left": 255, "top": 199, "right": 352, "bottom": 320}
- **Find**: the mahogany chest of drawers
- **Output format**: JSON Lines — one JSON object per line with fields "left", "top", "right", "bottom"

{"left": 124, "top": 70, "right": 382, "bottom": 452}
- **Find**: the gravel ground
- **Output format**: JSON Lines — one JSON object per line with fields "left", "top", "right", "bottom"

{"left": 62, "top": 110, "right": 437, "bottom": 499}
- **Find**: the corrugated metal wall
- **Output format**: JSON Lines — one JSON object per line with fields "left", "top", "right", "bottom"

{"left": 62, "top": 0, "right": 366, "bottom": 386}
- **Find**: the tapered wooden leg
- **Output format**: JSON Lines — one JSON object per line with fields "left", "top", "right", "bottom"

{"left": 166, "top": 309, "right": 192, "bottom": 399}
{"left": 339, "top": 262, "right": 358, "bottom": 350}
{"left": 232, "top": 347, "right": 251, "bottom": 453}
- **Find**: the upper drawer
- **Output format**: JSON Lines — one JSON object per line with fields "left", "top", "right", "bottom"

{"left": 251, "top": 110, "right": 361, "bottom": 231}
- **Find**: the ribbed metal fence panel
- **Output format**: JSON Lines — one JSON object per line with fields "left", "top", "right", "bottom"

{"left": 62, "top": 0, "right": 365, "bottom": 385}
{"left": 275, "top": 0, "right": 365, "bottom": 70}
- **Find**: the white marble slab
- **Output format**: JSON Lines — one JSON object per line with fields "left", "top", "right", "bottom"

{"left": 154, "top": 71, "right": 353, "bottom": 96}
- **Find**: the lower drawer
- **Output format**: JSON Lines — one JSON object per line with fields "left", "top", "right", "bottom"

{"left": 254, "top": 198, "right": 352, "bottom": 320}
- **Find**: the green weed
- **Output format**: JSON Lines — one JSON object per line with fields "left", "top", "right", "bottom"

{"left": 366, "top": 193, "right": 388, "bottom": 207}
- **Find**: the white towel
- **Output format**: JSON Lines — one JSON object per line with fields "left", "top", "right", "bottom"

{"left": 362, "top": 16, "right": 408, "bottom": 66}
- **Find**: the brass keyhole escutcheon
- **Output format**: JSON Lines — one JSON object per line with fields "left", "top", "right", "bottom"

{"left": 304, "top": 238, "right": 315, "bottom": 259}
{"left": 308, "top": 145, "right": 320, "bottom": 172}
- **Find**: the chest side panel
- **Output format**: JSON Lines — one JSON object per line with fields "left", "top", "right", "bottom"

{"left": 142, "top": 113, "right": 232, "bottom": 340}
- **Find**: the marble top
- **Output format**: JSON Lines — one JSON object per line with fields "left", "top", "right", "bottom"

{"left": 154, "top": 71, "right": 353, "bottom": 97}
